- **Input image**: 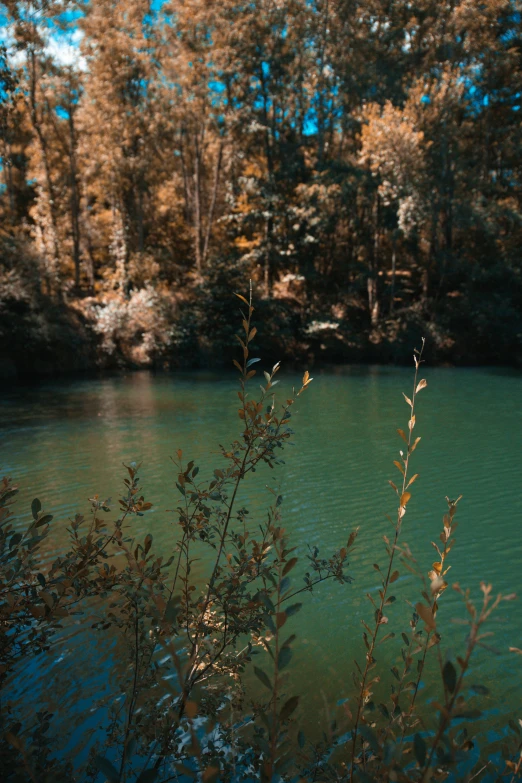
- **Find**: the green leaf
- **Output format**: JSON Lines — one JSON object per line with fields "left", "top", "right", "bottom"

{"left": 443, "top": 660, "right": 457, "bottom": 694}
{"left": 35, "top": 514, "right": 53, "bottom": 528}
{"left": 259, "top": 592, "right": 275, "bottom": 613}
{"left": 94, "top": 755, "right": 120, "bottom": 783}
{"left": 137, "top": 771, "right": 159, "bottom": 783}
{"left": 285, "top": 603, "right": 302, "bottom": 617}
{"left": 277, "top": 646, "right": 293, "bottom": 671}
{"left": 456, "top": 708, "right": 482, "bottom": 719}
{"left": 174, "top": 764, "right": 197, "bottom": 779}
{"left": 9, "top": 533, "right": 22, "bottom": 549}
{"left": 31, "top": 498, "right": 42, "bottom": 520}
{"left": 282, "top": 557, "right": 298, "bottom": 576}
{"left": 280, "top": 695, "right": 299, "bottom": 721}
{"left": 413, "top": 733, "right": 426, "bottom": 766}
{"left": 254, "top": 666, "right": 272, "bottom": 691}
{"left": 164, "top": 598, "right": 179, "bottom": 623}
{"left": 280, "top": 576, "right": 291, "bottom": 594}
{"left": 125, "top": 735, "right": 136, "bottom": 760}
{"left": 359, "top": 724, "right": 380, "bottom": 754}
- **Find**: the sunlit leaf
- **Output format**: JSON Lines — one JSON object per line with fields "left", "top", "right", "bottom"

{"left": 393, "top": 460, "right": 405, "bottom": 476}
{"left": 415, "top": 602, "right": 436, "bottom": 630}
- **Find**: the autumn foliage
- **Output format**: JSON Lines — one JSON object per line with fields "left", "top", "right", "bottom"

{"left": 1, "top": 1, "right": 522, "bottom": 375}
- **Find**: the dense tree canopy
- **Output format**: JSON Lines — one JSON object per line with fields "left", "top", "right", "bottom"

{"left": 1, "top": 0, "right": 521, "bottom": 374}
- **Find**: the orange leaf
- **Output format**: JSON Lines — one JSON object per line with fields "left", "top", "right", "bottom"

{"left": 406, "top": 473, "right": 419, "bottom": 488}
{"left": 185, "top": 700, "right": 198, "bottom": 719}
{"left": 393, "top": 460, "right": 405, "bottom": 476}
{"left": 416, "top": 602, "right": 436, "bottom": 630}
{"left": 276, "top": 611, "right": 287, "bottom": 629}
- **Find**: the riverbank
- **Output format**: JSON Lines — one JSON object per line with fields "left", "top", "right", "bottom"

{"left": 1, "top": 274, "right": 522, "bottom": 382}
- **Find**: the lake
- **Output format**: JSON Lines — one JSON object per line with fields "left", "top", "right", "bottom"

{"left": 1, "top": 365, "right": 521, "bottom": 761}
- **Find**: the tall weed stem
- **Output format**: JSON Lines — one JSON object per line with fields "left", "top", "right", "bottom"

{"left": 350, "top": 341, "right": 426, "bottom": 778}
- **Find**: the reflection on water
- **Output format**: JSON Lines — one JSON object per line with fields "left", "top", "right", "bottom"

{"left": 1, "top": 367, "right": 522, "bottom": 757}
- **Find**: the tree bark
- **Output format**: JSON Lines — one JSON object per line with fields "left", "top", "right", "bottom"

{"left": 193, "top": 130, "right": 203, "bottom": 273}
{"left": 368, "top": 195, "right": 380, "bottom": 326}
{"left": 201, "top": 140, "right": 223, "bottom": 265}
{"left": 28, "top": 49, "right": 61, "bottom": 287}
{"left": 389, "top": 236, "right": 397, "bottom": 315}
{"left": 67, "top": 107, "right": 82, "bottom": 288}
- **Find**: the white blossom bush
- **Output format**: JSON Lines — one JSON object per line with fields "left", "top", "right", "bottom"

{"left": 90, "top": 284, "right": 173, "bottom": 365}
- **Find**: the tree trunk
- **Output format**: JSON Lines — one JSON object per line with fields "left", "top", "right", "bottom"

{"left": 28, "top": 50, "right": 61, "bottom": 287}
{"left": 264, "top": 213, "right": 272, "bottom": 298}
{"left": 193, "top": 131, "right": 203, "bottom": 273}
{"left": 4, "top": 141, "right": 15, "bottom": 216}
{"left": 368, "top": 196, "right": 380, "bottom": 326}
{"left": 202, "top": 140, "right": 223, "bottom": 265}
{"left": 112, "top": 199, "right": 130, "bottom": 298}
{"left": 137, "top": 186, "right": 145, "bottom": 254}
{"left": 68, "top": 109, "right": 82, "bottom": 289}
{"left": 389, "top": 237, "right": 397, "bottom": 315}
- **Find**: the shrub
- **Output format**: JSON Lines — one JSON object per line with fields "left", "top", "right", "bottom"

{"left": 0, "top": 289, "right": 520, "bottom": 782}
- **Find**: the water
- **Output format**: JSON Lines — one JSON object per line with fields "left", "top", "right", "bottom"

{"left": 1, "top": 366, "right": 521, "bottom": 758}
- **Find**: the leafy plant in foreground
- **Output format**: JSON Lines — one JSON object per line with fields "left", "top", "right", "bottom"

{"left": 0, "top": 290, "right": 520, "bottom": 783}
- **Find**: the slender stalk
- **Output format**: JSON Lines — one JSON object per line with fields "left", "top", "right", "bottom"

{"left": 420, "top": 585, "right": 504, "bottom": 779}
{"left": 118, "top": 599, "right": 141, "bottom": 782}
{"left": 350, "top": 341, "right": 425, "bottom": 779}
{"left": 267, "top": 555, "right": 283, "bottom": 781}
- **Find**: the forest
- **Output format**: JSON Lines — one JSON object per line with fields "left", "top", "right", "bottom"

{"left": 0, "top": 0, "right": 521, "bottom": 377}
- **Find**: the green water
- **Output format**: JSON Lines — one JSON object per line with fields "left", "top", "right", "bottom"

{"left": 1, "top": 366, "right": 522, "bottom": 753}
